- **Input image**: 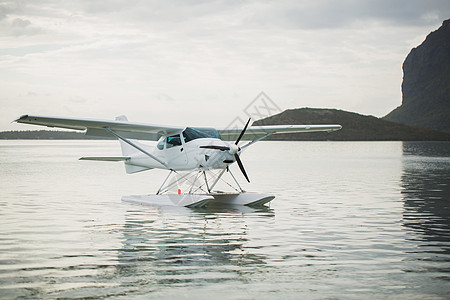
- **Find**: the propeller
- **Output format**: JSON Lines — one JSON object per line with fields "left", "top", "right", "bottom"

{"left": 235, "top": 117, "right": 251, "bottom": 145}
{"left": 200, "top": 118, "right": 251, "bottom": 182}
{"left": 232, "top": 118, "right": 250, "bottom": 182}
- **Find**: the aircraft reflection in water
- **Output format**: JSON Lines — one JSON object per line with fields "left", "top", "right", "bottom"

{"left": 111, "top": 205, "right": 274, "bottom": 290}
{"left": 401, "top": 142, "right": 450, "bottom": 274}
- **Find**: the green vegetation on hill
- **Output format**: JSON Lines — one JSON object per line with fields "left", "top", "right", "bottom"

{"left": 254, "top": 108, "right": 450, "bottom": 141}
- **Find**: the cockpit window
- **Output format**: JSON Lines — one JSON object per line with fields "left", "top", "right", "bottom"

{"left": 182, "top": 127, "right": 220, "bottom": 143}
{"left": 157, "top": 138, "right": 165, "bottom": 150}
{"left": 166, "top": 134, "right": 182, "bottom": 148}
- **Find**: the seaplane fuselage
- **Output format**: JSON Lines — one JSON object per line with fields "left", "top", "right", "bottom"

{"left": 126, "top": 135, "right": 238, "bottom": 171}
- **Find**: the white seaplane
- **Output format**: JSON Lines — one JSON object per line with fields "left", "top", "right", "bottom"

{"left": 15, "top": 114, "right": 341, "bottom": 207}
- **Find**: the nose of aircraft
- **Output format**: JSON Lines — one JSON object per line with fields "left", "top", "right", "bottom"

{"left": 228, "top": 143, "right": 239, "bottom": 155}
{"left": 198, "top": 117, "right": 251, "bottom": 182}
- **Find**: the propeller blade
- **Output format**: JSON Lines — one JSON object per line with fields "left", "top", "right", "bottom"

{"left": 234, "top": 153, "right": 250, "bottom": 182}
{"left": 235, "top": 117, "right": 251, "bottom": 145}
{"left": 200, "top": 145, "right": 230, "bottom": 151}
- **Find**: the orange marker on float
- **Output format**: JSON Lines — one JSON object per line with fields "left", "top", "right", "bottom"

{"left": 178, "top": 189, "right": 181, "bottom": 195}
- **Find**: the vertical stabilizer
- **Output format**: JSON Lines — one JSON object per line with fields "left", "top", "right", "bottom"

{"left": 124, "top": 164, "right": 151, "bottom": 174}
{"left": 115, "top": 115, "right": 128, "bottom": 122}
{"left": 114, "top": 115, "right": 153, "bottom": 174}
{"left": 119, "top": 140, "right": 153, "bottom": 173}
{"left": 118, "top": 139, "right": 141, "bottom": 156}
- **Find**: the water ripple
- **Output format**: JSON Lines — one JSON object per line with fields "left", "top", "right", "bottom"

{"left": 1, "top": 141, "right": 450, "bottom": 298}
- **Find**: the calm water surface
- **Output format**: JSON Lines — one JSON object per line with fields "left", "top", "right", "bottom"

{"left": 0, "top": 141, "right": 449, "bottom": 299}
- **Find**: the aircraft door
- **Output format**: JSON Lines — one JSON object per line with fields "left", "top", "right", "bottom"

{"left": 164, "top": 133, "right": 188, "bottom": 168}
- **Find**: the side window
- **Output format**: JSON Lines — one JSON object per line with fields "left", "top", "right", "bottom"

{"left": 166, "top": 134, "right": 182, "bottom": 148}
{"left": 157, "top": 138, "right": 165, "bottom": 150}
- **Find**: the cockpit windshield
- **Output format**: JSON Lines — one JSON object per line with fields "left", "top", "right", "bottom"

{"left": 182, "top": 127, "right": 220, "bottom": 143}
{"left": 166, "top": 134, "right": 182, "bottom": 148}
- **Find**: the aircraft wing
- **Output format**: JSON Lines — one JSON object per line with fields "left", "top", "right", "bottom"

{"left": 15, "top": 114, "right": 341, "bottom": 142}
{"left": 217, "top": 124, "right": 342, "bottom": 141}
{"left": 14, "top": 115, "right": 184, "bottom": 141}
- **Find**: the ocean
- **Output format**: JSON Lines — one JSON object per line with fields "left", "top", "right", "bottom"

{"left": 1, "top": 140, "right": 449, "bottom": 299}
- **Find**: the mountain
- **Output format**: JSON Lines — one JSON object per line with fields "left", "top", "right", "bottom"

{"left": 384, "top": 19, "right": 450, "bottom": 132}
{"left": 253, "top": 108, "right": 450, "bottom": 141}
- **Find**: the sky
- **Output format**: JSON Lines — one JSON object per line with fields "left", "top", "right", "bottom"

{"left": 1, "top": 0, "right": 449, "bottom": 131}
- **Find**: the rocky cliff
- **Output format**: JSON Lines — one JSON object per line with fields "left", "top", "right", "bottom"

{"left": 384, "top": 19, "right": 450, "bottom": 132}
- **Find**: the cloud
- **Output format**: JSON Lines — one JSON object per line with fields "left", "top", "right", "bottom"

{"left": 0, "top": 4, "right": 9, "bottom": 21}
{"left": 1, "top": 0, "right": 450, "bottom": 131}
{"left": 243, "top": 0, "right": 450, "bottom": 30}
{"left": 0, "top": 17, "right": 43, "bottom": 36}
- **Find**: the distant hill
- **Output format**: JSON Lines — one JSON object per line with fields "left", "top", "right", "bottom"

{"left": 254, "top": 108, "right": 450, "bottom": 141}
{"left": 384, "top": 19, "right": 450, "bottom": 132}
{"left": 2, "top": 109, "right": 450, "bottom": 141}
{"left": 0, "top": 130, "right": 113, "bottom": 140}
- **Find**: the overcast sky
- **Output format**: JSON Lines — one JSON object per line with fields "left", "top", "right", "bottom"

{"left": 1, "top": 0, "right": 449, "bottom": 131}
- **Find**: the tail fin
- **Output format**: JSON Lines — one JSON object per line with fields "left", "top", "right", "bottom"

{"left": 114, "top": 116, "right": 153, "bottom": 174}
{"left": 115, "top": 115, "right": 128, "bottom": 122}
{"left": 119, "top": 139, "right": 154, "bottom": 174}
{"left": 124, "top": 164, "right": 151, "bottom": 174}
{"left": 118, "top": 139, "right": 141, "bottom": 157}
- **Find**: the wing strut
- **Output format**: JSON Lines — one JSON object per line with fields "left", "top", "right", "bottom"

{"left": 105, "top": 127, "right": 169, "bottom": 169}
{"left": 241, "top": 132, "right": 273, "bottom": 150}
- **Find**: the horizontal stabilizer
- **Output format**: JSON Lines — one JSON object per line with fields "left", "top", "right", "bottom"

{"left": 79, "top": 156, "right": 153, "bottom": 174}
{"left": 79, "top": 156, "right": 130, "bottom": 161}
